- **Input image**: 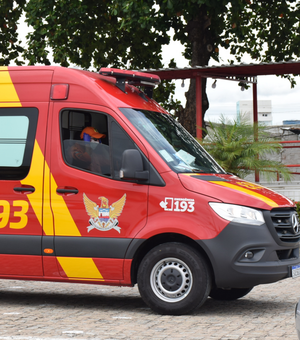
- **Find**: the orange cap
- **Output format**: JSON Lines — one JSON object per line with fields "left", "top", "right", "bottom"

{"left": 80, "top": 127, "right": 106, "bottom": 139}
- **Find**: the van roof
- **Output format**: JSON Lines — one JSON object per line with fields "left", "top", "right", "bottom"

{"left": 4, "top": 66, "right": 165, "bottom": 112}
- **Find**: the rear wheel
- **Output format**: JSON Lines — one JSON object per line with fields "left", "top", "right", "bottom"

{"left": 209, "top": 287, "right": 253, "bottom": 301}
{"left": 137, "top": 242, "right": 211, "bottom": 315}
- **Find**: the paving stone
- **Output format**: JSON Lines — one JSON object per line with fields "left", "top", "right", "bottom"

{"left": 0, "top": 278, "right": 299, "bottom": 339}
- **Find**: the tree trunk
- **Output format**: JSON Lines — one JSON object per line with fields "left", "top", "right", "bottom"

{"left": 178, "top": 5, "right": 213, "bottom": 137}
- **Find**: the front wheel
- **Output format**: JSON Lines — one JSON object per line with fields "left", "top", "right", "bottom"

{"left": 137, "top": 243, "right": 211, "bottom": 315}
{"left": 209, "top": 287, "right": 253, "bottom": 301}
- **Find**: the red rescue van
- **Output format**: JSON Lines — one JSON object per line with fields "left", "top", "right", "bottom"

{"left": 0, "top": 65, "right": 299, "bottom": 315}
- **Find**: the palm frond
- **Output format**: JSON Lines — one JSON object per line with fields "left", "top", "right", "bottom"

{"left": 200, "top": 116, "right": 292, "bottom": 181}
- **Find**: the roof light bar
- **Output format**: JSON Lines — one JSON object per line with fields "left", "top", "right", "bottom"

{"left": 99, "top": 68, "right": 160, "bottom": 98}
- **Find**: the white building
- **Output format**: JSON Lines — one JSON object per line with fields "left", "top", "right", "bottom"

{"left": 237, "top": 100, "right": 273, "bottom": 125}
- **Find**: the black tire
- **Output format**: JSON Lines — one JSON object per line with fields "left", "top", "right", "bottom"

{"left": 209, "top": 287, "right": 253, "bottom": 301}
{"left": 137, "top": 242, "right": 211, "bottom": 315}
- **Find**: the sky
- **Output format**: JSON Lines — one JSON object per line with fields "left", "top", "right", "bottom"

{"left": 17, "top": 17, "right": 300, "bottom": 126}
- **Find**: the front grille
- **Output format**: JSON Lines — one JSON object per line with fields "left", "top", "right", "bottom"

{"left": 276, "top": 248, "right": 298, "bottom": 260}
{"left": 270, "top": 209, "right": 300, "bottom": 243}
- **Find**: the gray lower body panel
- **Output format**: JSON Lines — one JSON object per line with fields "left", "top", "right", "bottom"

{"left": 198, "top": 221, "right": 300, "bottom": 288}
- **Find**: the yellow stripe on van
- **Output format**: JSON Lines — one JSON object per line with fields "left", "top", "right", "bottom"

{"left": 20, "top": 140, "right": 44, "bottom": 226}
{"left": 23, "top": 141, "right": 80, "bottom": 236}
{"left": 50, "top": 175, "right": 81, "bottom": 236}
{"left": 57, "top": 257, "right": 104, "bottom": 280}
{"left": 43, "top": 161, "right": 54, "bottom": 236}
{"left": 210, "top": 181, "right": 279, "bottom": 208}
{"left": 0, "top": 66, "right": 22, "bottom": 106}
{"left": 0, "top": 69, "right": 100, "bottom": 280}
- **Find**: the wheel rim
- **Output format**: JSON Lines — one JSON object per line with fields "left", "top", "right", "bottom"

{"left": 150, "top": 257, "right": 193, "bottom": 303}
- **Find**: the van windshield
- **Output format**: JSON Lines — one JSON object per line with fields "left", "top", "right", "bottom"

{"left": 120, "top": 108, "right": 225, "bottom": 174}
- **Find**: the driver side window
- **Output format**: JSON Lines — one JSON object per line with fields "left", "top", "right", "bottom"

{"left": 61, "top": 109, "right": 111, "bottom": 176}
{"left": 60, "top": 110, "right": 140, "bottom": 180}
{"left": 110, "top": 121, "right": 139, "bottom": 179}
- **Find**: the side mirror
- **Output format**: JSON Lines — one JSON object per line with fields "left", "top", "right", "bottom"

{"left": 120, "top": 149, "right": 149, "bottom": 181}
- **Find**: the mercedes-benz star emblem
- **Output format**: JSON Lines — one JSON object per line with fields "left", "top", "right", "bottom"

{"left": 292, "top": 213, "right": 299, "bottom": 234}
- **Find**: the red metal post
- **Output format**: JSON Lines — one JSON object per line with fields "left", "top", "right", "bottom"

{"left": 196, "top": 76, "right": 202, "bottom": 140}
{"left": 253, "top": 82, "right": 259, "bottom": 182}
{"left": 253, "top": 82, "right": 258, "bottom": 126}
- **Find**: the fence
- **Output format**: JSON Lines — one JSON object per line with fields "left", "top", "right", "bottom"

{"left": 260, "top": 139, "right": 300, "bottom": 201}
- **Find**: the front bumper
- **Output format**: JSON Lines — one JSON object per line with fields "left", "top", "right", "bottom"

{"left": 198, "top": 220, "right": 300, "bottom": 289}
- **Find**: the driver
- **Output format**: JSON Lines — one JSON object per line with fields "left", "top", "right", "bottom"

{"left": 80, "top": 127, "right": 106, "bottom": 143}
{"left": 69, "top": 127, "right": 107, "bottom": 173}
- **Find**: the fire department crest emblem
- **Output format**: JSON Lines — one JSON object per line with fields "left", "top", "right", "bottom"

{"left": 83, "top": 193, "right": 126, "bottom": 233}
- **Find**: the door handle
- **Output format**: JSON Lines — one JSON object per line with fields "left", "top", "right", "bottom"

{"left": 56, "top": 187, "right": 79, "bottom": 195}
{"left": 14, "top": 185, "right": 35, "bottom": 194}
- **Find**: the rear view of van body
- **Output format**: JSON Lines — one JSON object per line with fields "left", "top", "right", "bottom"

{"left": 0, "top": 65, "right": 299, "bottom": 315}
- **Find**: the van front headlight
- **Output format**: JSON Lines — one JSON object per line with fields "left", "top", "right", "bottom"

{"left": 209, "top": 203, "right": 265, "bottom": 226}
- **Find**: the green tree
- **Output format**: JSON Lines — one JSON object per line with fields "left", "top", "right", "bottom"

{"left": 0, "top": 0, "right": 25, "bottom": 65}
{"left": 2, "top": 1, "right": 300, "bottom": 135}
{"left": 201, "top": 116, "right": 292, "bottom": 181}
